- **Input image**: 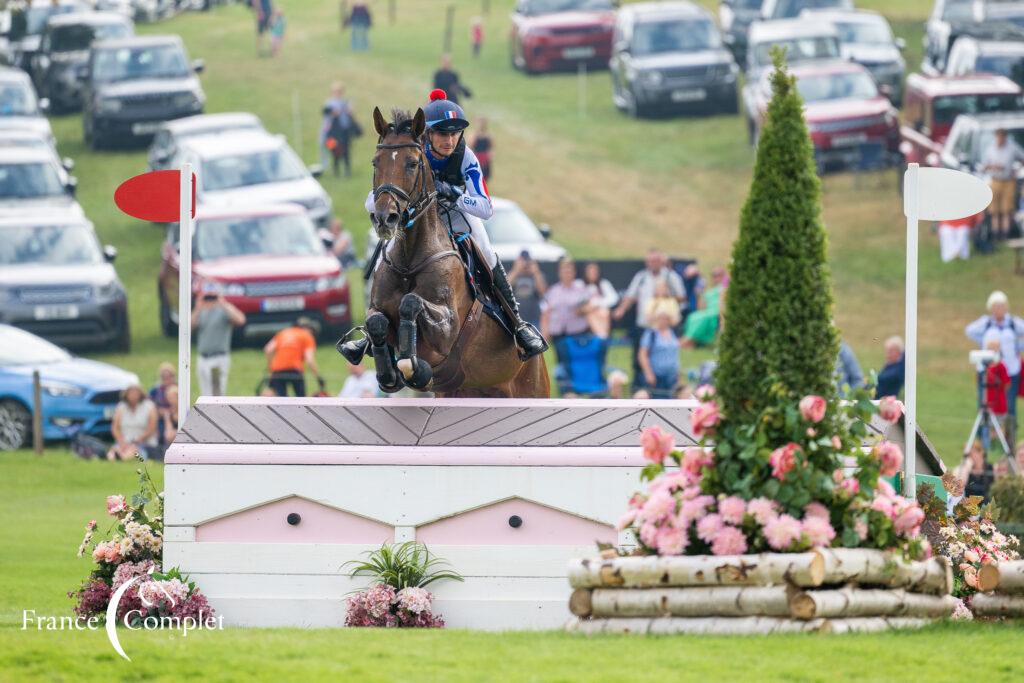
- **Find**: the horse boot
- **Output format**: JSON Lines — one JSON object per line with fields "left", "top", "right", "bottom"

{"left": 365, "top": 313, "right": 404, "bottom": 393}
{"left": 491, "top": 260, "right": 549, "bottom": 361}
{"left": 336, "top": 327, "right": 369, "bottom": 365}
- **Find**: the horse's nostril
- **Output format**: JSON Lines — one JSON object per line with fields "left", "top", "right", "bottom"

{"left": 385, "top": 212, "right": 400, "bottom": 226}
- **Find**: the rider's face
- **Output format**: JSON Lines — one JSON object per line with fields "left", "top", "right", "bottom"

{"left": 429, "top": 129, "right": 460, "bottom": 157}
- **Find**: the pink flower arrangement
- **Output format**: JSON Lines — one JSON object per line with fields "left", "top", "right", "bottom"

{"left": 92, "top": 541, "right": 121, "bottom": 564}
{"left": 873, "top": 441, "right": 903, "bottom": 478}
{"left": 803, "top": 502, "right": 830, "bottom": 521}
{"left": 696, "top": 513, "right": 724, "bottom": 543}
{"left": 711, "top": 526, "right": 748, "bottom": 556}
{"left": 106, "top": 495, "right": 127, "bottom": 515}
{"left": 839, "top": 477, "right": 860, "bottom": 496}
{"left": 798, "top": 395, "right": 826, "bottom": 423}
{"left": 680, "top": 448, "right": 712, "bottom": 478}
{"left": 769, "top": 443, "right": 800, "bottom": 480}
{"left": 893, "top": 505, "right": 924, "bottom": 537}
{"left": 747, "top": 498, "right": 778, "bottom": 526}
{"left": 639, "top": 426, "right": 675, "bottom": 465}
{"left": 690, "top": 402, "right": 719, "bottom": 438}
{"left": 801, "top": 516, "right": 836, "bottom": 547}
{"left": 694, "top": 384, "right": 715, "bottom": 401}
{"left": 655, "top": 526, "right": 688, "bottom": 555}
{"left": 345, "top": 584, "right": 444, "bottom": 628}
{"left": 718, "top": 496, "right": 747, "bottom": 525}
{"left": 877, "top": 396, "right": 902, "bottom": 422}
{"left": 763, "top": 514, "right": 802, "bottom": 551}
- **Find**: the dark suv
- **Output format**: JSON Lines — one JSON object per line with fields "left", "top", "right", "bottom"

{"left": 81, "top": 35, "right": 205, "bottom": 149}
{"left": 611, "top": 1, "right": 738, "bottom": 117}
{"left": 31, "top": 12, "right": 134, "bottom": 113}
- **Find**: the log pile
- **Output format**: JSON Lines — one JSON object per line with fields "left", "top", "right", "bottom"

{"left": 973, "top": 560, "right": 1024, "bottom": 617}
{"left": 566, "top": 549, "right": 955, "bottom": 635}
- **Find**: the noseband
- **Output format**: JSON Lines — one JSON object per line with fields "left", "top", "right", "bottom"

{"left": 373, "top": 140, "right": 437, "bottom": 230}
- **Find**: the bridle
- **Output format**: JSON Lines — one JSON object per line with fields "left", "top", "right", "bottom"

{"left": 372, "top": 139, "right": 437, "bottom": 230}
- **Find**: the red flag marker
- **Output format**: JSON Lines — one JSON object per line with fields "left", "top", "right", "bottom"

{"left": 114, "top": 170, "right": 195, "bottom": 222}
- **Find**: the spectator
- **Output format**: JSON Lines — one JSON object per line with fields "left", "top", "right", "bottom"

{"left": 508, "top": 250, "right": 546, "bottom": 329}
{"left": 470, "top": 16, "right": 484, "bottom": 58}
{"left": 632, "top": 388, "right": 652, "bottom": 400}
{"left": 319, "top": 83, "right": 353, "bottom": 169}
{"left": 939, "top": 212, "right": 981, "bottom": 263}
{"left": 613, "top": 249, "right": 684, "bottom": 384}
{"left": 192, "top": 290, "right": 246, "bottom": 396}
{"left": 471, "top": 117, "right": 493, "bottom": 181}
{"left": 582, "top": 262, "right": 618, "bottom": 339}
{"left": 324, "top": 100, "right": 360, "bottom": 177}
{"left": 432, "top": 54, "right": 472, "bottom": 105}
{"left": 966, "top": 290, "right": 1024, "bottom": 430}
{"left": 346, "top": 2, "right": 372, "bottom": 51}
{"left": 681, "top": 263, "right": 704, "bottom": 324}
{"left": 158, "top": 385, "right": 180, "bottom": 459}
{"left": 835, "top": 339, "right": 865, "bottom": 396}
{"left": 875, "top": 336, "right": 905, "bottom": 399}
{"left": 251, "top": 0, "right": 274, "bottom": 56}
{"left": 541, "top": 258, "right": 590, "bottom": 361}
{"left": 981, "top": 128, "right": 1024, "bottom": 241}
{"left": 606, "top": 369, "right": 629, "bottom": 399}
{"left": 107, "top": 385, "right": 158, "bottom": 461}
{"left": 339, "top": 362, "right": 379, "bottom": 398}
{"left": 956, "top": 439, "right": 995, "bottom": 502}
{"left": 644, "top": 278, "right": 682, "bottom": 330}
{"left": 269, "top": 8, "right": 286, "bottom": 57}
{"left": 982, "top": 334, "right": 1011, "bottom": 450}
{"left": 638, "top": 310, "right": 682, "bottom": 398}
{"left": 682, "top": 266, "right": 726, "bottom": 348}
{"left": 264, "top": 317, "right": 323, "bottom": 397}
{"left": 323, "top": 217, "right": 358, "bottom": 269}
{"left": 149, "top": 362, "right": 175, "bottom": 451}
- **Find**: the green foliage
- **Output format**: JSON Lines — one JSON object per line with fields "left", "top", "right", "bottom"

{"left": 344, "top": 542, "right": 464, "bottom": 590}
{"left": 991, "top": 476, "right": 1024, "bottom": 523}
{"left": 715, "top": 48, "right": 838, "bottom": 422}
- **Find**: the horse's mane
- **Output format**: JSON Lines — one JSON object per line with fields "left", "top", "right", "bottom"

{"left": 388, "top": 109, "right": 418, "bottom": 139}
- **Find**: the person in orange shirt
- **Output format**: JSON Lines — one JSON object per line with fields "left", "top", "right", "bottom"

{"left": 263, "top": 317, "right": 323, "bottom": 397}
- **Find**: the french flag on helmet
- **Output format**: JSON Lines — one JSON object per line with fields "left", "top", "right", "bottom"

{"left": 424, "top": 89, "right": 469, "bottom": 132}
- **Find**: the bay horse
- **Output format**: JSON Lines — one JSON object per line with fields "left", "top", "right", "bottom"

{"left": 361, "top": 107, "right": 549, "bottom": 398}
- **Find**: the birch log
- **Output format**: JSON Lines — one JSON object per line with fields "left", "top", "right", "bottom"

{"left": 566, "top": 616, "right": 929, "bottom": 636}
{"left": 816, "top": 549, "right": 953, "bottom": 595}
{"left": 977, "top": 561, "right": 1024, "bottom": 594}
{"left": 567, "top": 553, "right": 826, "bottom": 589}
{"left": 581, "top": 586, "right": 792, "bottom": 618}
{"left": 789, "top": 588, "right": 957, "bottom": 619}
{"left": 969, "top": 593, "right": 1024, "bottom": 617}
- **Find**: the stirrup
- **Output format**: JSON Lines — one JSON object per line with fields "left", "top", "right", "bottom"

{"left": 336, "top": 326, "right": 369, "bottom": 364}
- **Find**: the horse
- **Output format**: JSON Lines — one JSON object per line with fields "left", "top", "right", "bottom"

{"left": 360, "top": 107, "right": 549, "bottom": 399}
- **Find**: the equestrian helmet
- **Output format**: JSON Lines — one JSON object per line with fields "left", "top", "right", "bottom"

{"left": 424, "top": 89, "right": 469, "bottom": 132}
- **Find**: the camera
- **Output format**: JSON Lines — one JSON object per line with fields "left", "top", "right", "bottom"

{"left": 203, "top": 293, "right": 218, "bottom": 302}
{"left": 969, "top": 349, "right": 999, "bottom": 366}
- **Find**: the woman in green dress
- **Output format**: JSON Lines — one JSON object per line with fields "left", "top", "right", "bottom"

{"left": 683, "top": 267, "right": 727, "bottom": 348}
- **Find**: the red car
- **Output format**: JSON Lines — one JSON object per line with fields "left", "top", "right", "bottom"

{"left": 899, "top": 73, "right": 1022, "bottom": 169}
{"left": 157, "top": 204, "right": 350, "bottom": 342}
{"left": 748, "top": 60, "right": 900, "bottom": 172}
{"left": 510, "top": 0, "right": 616, "bottom": 74}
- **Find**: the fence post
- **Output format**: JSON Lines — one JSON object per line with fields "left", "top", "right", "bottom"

{"left": 32, "top": 370, "right": 42, "bottom": 455}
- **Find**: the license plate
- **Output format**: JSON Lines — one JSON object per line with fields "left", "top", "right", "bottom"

{"left": 33, "top": 304, "right": 79, "bottom": 320}
{"left": 671, "top": 88, "right": 707, "bottom": 102}
{"left": 831, "top": 133, "right": 868, "bottom": 147}
{"left": 562, "top": 46, "right": 595, "bottom": 59}
{"left": 261, "top": 297, "right": 305, "bottom": 312}
{"left": 131, "top": 122, "right": 161, "bottom": 135}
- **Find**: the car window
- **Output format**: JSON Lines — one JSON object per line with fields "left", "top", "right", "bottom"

{"left": 483, "top": 205, "right": 544, "bottom": 244}
{"left": 0, "top": 224, "right": 102, "bottom": 266}
{"left": 194, "top": 213, "right": 322, "bottom": 260}
{"left": 932, "top": 94, "right": 1024, "bottom": 124}
{"left": 201, "top": 148, "right": 307, "bottom": 191}
{"left": 0, "top": 83, "right": 38, "bottom": 116}
{"left": 754, "top": 37, "right": 839, "bottom": 66}
{"left": 941, "top": 0, "right": 975, "bottom": 21}
{"left": 50, "top": 22, "right": 131, "bottom": 52}
{"left": 796, "top": 70, "right": 879, "bottom": 101}
{"left": 0, "top": 162, "right": 66, "bottom": 198}
{"left": 976, "top": 55, "right": 1024, "bottom": 84}
{"left": 23, "top": 4, "right": 83, "bottom": 36}
{"left": 520, "top": 0, "right": 613, "bottom": 15}
{"left": 770, "top": 0, "right": 850, "bottom": 20}
{"left": 632, "top": 20, "right": 721, "bottom": 55}
{"left": 92, "top": 45, "right": 189, "bottom": 82}
{"left": 833, "top": 20, "right": 892, "bottom": 45}
{"left": 0, "top": 326, "right": 71, "bottom": 365}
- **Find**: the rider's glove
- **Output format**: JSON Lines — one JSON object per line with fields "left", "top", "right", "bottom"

{"left": 435, "top": 181, "right": 462, "bottom": 203}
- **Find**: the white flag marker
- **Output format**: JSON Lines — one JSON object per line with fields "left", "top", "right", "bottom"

{"left": 902, "top": 164, "right": 991, "bottom": 497}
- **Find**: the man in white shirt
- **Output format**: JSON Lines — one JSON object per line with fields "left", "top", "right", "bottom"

{"left": 339, "top": 362, "right": 380, "bottom": 398}
{"left": 982, "top": 128, "right": 1024, "bottom": 240}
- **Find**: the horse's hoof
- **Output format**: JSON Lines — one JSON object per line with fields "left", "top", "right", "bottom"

{"left": 397, "top": 358, "right": 414, "bottom": 379}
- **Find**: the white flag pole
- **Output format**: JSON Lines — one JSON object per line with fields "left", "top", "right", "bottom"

{"left": 178, "top": 163, "right": 193, "bottom": 425}
{"left": 903, "top": 163, "right": 919, "bottom": 499}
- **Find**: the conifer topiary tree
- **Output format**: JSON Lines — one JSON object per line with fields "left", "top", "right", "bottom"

{"left": 715, "top": 49, "right": 838, "bottom": 421}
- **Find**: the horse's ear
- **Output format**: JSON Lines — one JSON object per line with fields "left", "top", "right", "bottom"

{"left": 373, "top": 107, "right": 389, "bottom": 139}
{"left": 412, "top": 108, "right": 426, "bottom": 140}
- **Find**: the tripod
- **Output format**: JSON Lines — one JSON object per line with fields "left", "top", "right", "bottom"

{"left": 963, "top": 382, "right": 1018, "bottom": 474}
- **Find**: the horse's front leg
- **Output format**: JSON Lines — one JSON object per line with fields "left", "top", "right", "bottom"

{"left": 396, "top": 293, "right": 439, "bottom": 390}
{"left": 366, "top": 311, "right": 403, "bottom": 393}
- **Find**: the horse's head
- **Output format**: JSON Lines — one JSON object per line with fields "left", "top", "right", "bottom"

{"left": 370, "top": 106, "right": 433, "bottom": 241}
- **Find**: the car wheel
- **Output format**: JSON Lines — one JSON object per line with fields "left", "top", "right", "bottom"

{"left": 721, "top": 93, "right": 740, "bottom": 116}
{"left": 159, "top": 292, "right": 178, "bottom": 337}
{"left": 115, "top": 317, "right": 132, "bottom": 353}
{"left": 84, "top": 115, "right": 102, "bottom": 150}
{"left": 625, "top": 89, "right": 643, "bottom": 119}
{"left": 0, "top": 399, "right": 31, "bottom": 451}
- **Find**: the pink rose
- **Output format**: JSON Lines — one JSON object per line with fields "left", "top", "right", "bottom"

{"left": 804, "top": 502, "right": 830, "bottom": 521}
{"left": 876, "top": 478, "right": 896, "bottom": 498}
{"left": 718, "top": 496, "right": 747, "bottom": 525}
{"left": 832, "top": 469, "right": 845, "bottom": 484}
{"left": 679, "top": 496, "right": 713, "bottom": 526}
{"left": 650, "top": 470, "right": 691, "bottom": 494}
{"left": 639, "top": 521, "right": 659, "bottom": 548}
{"left": 640, "top": 426, "right": 675, "bottom": 464}
{"left": 874, "top": 441, "right": 903, "bottom": 478}
{"left": 801, "top": 516, "right": 836, "bottom": 547}
{"left": 799, "top": 395, "right": 827, "bottom": 423}
{"left": 964, "top": 549, "right": 980, "bottom": 564}
{"left": 831, "top": 436, "right": 842, "bottom": 450}
{"left": 694, "top": 384, "right": 715, "bottom": 401}
{"left": 747, "top": 498, "right": 778, "bottom": 526}
{"left": 769, "top": 443, "right": 800, "bottom": 480}
{"left": 92, "top": 541, "right": 120, "bottom": 564}
{"left": 641, "top": 491, "right": 676, "bottom": 522}
{"left": 711, "top": 525, "right": 748, "bottom": 556}
{"left": 878, "top": 396, "right": 902, "bottom": 422}
{"left": 893, "top": 505, "right": 924, "bottom": 537}
{"left": 870, "top": 496, "right": 895, "bottom": 519}
{"left": 690, "top": 402, "right": 720, "bottom": 438}
{"left": 854, "top": 519, "right": 868, "bottom": 541}
{"left": 106, "top": 495, "right": 127, "bottom": 516}
{"left": 806, "top": 428, "right": 816, "bottom": 437}
{"left": 696, "top": 513, "right": 724, "bottom": 543}
{"left": 680, "top": 448, "right": 711, "bottom": 478}
{"left": 655, "top": 526, "right": 688, "bottom": 556}
{"left": 627, "top": 494, "right": 646, "bottom": 510}
{"left": 763, "top": 514, "right": 802, "bottom": 551}
{"left": 840, "top": 478, "right": 860, "bottom": 496}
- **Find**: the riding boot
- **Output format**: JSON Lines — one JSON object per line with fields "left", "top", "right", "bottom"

{"left": 491, "top": 260, "right": 549, "bottom": 361}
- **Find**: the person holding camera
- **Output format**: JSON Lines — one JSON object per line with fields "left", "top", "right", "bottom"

{"left": 508, "top": 250, "right": 546, "bottom": 330}
{"left": 192, "top": 290, "right": 246, "bottom": 396}
{"left": 966, "top": 290, "right": 1024, "bottom": 439}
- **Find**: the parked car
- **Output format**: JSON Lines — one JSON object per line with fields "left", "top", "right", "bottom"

{"left": 719, "top": 0, "right": 763, "bottom": 65}
{"left": 0, "top": 146, "right": 81, "bottom": 214}
{"left": 759, "top": 0, "right": 852, "bottom": 21}
{"left": 0, "top": 324, "right": 139, "bottom": 450}
{"left": 158, "top": 204, "right": 350, "bottom": 341}
{"left": 748, "top": 60, "right": 901, "bottom": 171}
{"left": 945, "top": 34, "right": 1024, "bottom": 87}
{"left": 801, "top": 9, "right": 906, "bottom": 104}
{"left": 81, "top": 35, "right": 205, "bottom": 149}
{"left": 93, "top": 0, "right": 135, "bottom": 19}
{"left": 4, "top": 0, "right": 90, "bottom": 71}
{"left": 509, "top": 0, "right": 616, "bottom": 74}
{"left": 938, "top": 110, "right": 1024, "bottom": 173}
{"left": 0, "top": 129, "right": 75, "bottom": 186}
{"left": 31, "top": 11, "right": 133, "bottom": 112}
{"left": 485, "top": 197, "right": 567, "bottom": 263}
{"left": 899, "top": 73, "right": 1022, "bottom": 167}
{"left": 168, "top": 130, "right": 330, "bottom": 228}
{"left": 744, "top": 18, "right": 840, "bottom": 77}
{"left": 0, "top": 66, "right": 54, "bottom": 146}
{"left": 610, "top": 1, "right": 738, "bottom": 117}
{"left": 0, "top": 209, "right": 129, "bottom": 352}
{"left": 147, "top": 112, "right": 265, "bottom": 171}
{"left": 923, "top": 0, "right": 1024, "bottom": 75}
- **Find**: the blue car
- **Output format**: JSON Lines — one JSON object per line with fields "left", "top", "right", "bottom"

{"left": 0, "top": 324, "right": 138, "bottom": 450}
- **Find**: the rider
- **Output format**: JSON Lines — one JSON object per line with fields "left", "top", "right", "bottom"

{"left": 341, "top": 89, "right": 548, "bottom": 363}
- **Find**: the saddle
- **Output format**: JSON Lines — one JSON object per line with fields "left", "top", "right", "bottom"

{"left": 452, "top": 235, "right": 516, "bottom": 338}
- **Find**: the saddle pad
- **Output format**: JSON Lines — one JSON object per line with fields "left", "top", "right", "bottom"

{"left": 457, "top": 235, "right": 515, "bottom": 338}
